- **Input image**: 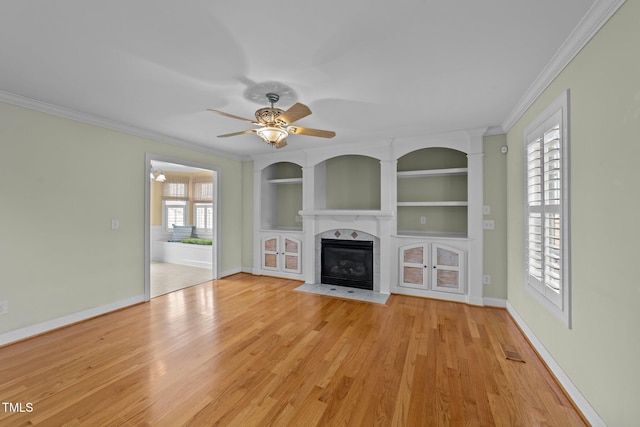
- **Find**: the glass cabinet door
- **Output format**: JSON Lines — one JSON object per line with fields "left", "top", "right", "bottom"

{"left": 431, "top": 244, "right": 464, "bottom": 294}
{"left": 282, "top": 237, "right": 302, "bottom": 274}
{"left": 399, "top": 244, "right": 428, "bottom": 289}
{"left": 262, "top": 236, "right": 279, "bottom": 271}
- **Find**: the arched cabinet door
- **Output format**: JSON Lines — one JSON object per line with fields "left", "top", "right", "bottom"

{"left": 399, "top": 243, "right": 429, "bottom": 289}
{"left": 261, "top": 236, "right": 280, "bottom": 271}
{"left": 261, "top": 235, "right": 302, "bottom": 275}
{"left": 431, "top": 243, "right": 465, "bottom": 294}
{"left": 281, "top": 236, "right": 302, "bottom": 274}
{"left": 399, "top": 242, "right": 465, "bottom": 294}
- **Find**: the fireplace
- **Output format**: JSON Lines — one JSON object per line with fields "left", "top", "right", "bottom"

{"left": 321, "top": 239, "right": 374, "bottom": 290}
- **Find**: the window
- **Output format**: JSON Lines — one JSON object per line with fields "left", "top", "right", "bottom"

{"left": 194, "top": 203, "right": 213, "bottom": 231}
{"left": 193, "top": 176, "right": 214, "bottom": 233}
{"left": 524, "top": 90, "right": 570, "bottom": 327}
{"left": 164, "top": 200, "right": 187, "bottom": 230}
{"left": 162, "top": 176, "right": 190, "bottom": 231}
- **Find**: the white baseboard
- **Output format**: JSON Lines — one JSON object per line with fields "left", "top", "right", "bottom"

{"left": 0, "top": 295, "right": 146, "bottom": 347}
{"left": 241, "top": 267, "right": 254, "bottom": 274}
{"left": 483, "top": 297, "right": 507, "bottom": 308}
{"left": 506, "top": 301, "right": 605, "bottom": 427}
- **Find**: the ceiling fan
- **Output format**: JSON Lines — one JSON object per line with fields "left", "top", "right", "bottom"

{"left": 207, "top": 93, "right": 335, "bottom": 149}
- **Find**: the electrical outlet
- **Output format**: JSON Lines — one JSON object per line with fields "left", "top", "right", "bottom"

{"left": 483, "top": 275, "right": 491, "bottom": 285}
{"left": 420, "top": 216, "right": 426, "bottom": 224}
{"left": 483, "top": 220, "right": 495, "bottom": 230}
{"left": 0, "top": 300, "right": 8, "bottom": 315}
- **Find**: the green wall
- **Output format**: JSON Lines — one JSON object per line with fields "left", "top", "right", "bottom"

{"left": 275, "top": 162, "right": 303, "bottom": 228}
{"left": 483, "top": 134, "right": 508, "bottom": 299}
{"left": 241, "top": 160, "right": 254, "bottom": 269}
{"left": 505, "top": 2, "right": 640, "bottom": 424}
{"left": 0, "top": 101, "right": 244, "bottom": 335}
{"left": 325, "top": 155, "right": 381, "bottom": 209}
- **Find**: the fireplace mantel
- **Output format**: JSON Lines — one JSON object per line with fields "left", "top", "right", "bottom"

{"left": 299, "top": 209, "right": 393, "bottom": 223}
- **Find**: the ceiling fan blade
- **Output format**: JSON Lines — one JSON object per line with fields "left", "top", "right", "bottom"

{"left": 275, "top": 139, "right": 288, "bottom": 149}
{"left": 217, "top": 129, "right": 257, "bottom": 138}
{"left": 278, "top": 103, "right": 312, "bottom": 125}
{"left": 207, "top": 109, "right": 259, "bottom": 124}
{"left": 286, "top": 126, "right": 336, "bottom": 138}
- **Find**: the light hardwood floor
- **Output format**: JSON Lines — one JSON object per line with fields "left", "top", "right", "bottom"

{"left": 0, "top": 274, "right": 587, "bottom": 426}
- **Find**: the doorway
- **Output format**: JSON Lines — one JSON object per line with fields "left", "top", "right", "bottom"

{"left": 144, "top": 155, "right": 220, "bottom": 300}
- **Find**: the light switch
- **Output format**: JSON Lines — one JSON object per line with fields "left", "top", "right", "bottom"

{"left": 111, "top": 219, "right": 120, "bottom": 230}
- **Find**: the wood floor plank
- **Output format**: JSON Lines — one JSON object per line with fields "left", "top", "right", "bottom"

{"left": 0, "top": 273, "right": 587, "bottom": 426}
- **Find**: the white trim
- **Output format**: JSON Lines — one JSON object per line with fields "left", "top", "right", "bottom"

{"left": 502, "top": 0, "right": 626, "bottom": 132}
{"left": 0, "top": 89, "right": 242, "bottom": 161}
{"left": 506, "top": 302, "right": 606, "bottom": 427}
{"left": 0, "top": 295, "right": 145, "bottom": 347}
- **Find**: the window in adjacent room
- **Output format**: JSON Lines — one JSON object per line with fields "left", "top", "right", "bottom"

{"left": 524, "top": 90, "right": 571, "bottom": 327}
{"left": 193, "top": 176, "right": 214, "bottom": 233}
{"left": 162, "top": 175, "right": 190, "bottom": 231}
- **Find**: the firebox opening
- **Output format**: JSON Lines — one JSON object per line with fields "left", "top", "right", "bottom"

{"left": 321, "top": 239, "right": 374, "bottom": 290}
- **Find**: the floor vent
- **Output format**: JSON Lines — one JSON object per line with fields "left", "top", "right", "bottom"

{"left": 501, "top": 343, "right": 525, "bottom": 363}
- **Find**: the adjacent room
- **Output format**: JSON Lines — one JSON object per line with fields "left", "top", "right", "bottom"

{"left": 0, "top": 1, "right": 638, "bottom": 425}
{"left": 148, "top": 159, "right": 217, "bottom": 298}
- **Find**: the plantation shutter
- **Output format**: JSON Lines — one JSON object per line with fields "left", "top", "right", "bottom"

{"left": 525, "top": 110, "right": 563, "bottom": 309}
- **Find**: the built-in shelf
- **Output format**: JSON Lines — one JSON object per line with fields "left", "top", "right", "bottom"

{"left": 397, "top": 167, "right": 468, "bottom": 178}
{"left": 397, "top": 201, "right": 468, "bottom": 207}
{"left": 266, "top": 178, "right": 303, "bottom": 184}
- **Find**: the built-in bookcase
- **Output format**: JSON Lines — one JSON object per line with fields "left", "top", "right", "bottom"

{"left": 261, "top": 162, "right": 303, "bottom": 231}
{"left": 396, "top": 148, "right": 468, "bottom": 237}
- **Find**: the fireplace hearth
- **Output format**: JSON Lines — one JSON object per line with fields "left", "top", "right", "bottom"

{"left": 321, "top": 239, "right": 374, "bottom": 290}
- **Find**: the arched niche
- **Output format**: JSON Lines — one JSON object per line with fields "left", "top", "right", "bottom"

{"left": 315, "top": 154, "right": 381, "bottom": 210}
{"left": 261, "top": 161, "right": 303, "bottom": 230}
{"left": 397, "top": 147, "right": 467, "bottom": 171}
{"left": 396, "top": 147, "right": 468, "bottom": 236}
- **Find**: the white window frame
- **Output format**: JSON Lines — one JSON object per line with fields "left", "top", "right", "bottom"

{"left": 524, "top": 90, "right": 571, "bottom": 328}
{"left": 163, "top": 200, "right": 188, "bottom": 232}
{"left": 194, "top": 202, "right": 213, "bottom": 235}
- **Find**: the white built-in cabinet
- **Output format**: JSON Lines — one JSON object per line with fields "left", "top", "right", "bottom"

{"left": 261, "top": 234, "right": 302, "bottom": 275}
{"left": 252, "top": 129, "right": 485, "bottom": 304}
{"left": 399, "top": 242, "right": 464, "bottom": 294}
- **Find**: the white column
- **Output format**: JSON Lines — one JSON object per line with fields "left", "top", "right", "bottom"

{"left": 253, "top": 167, "right": 263, "bottom": 274}
{"left": 466, "top": 130, "right": 485, "bottom": 305}
{"left": 301, "top": 166, "right": 317, "bottom": 284}
{"left": 378, "top": 216, "right": 392, "bottom": 294}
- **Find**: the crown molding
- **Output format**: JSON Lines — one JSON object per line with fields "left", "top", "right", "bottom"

{"left": 0, "top": 89, "right": 243, "bottom": 162}
{"left": 484, "top": 126, "right": 505, "bottom": 136}
{"left": 501, "top": 0, "right": 626, "bottom": 133}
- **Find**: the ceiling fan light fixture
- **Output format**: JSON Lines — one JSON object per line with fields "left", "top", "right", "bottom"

{"left": 257, "top": 126, "right": 288, "bottom": 145}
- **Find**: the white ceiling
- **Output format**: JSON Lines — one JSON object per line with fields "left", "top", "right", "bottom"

{"left": 0, "top": 0, "right": 598, "bottom": 158}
